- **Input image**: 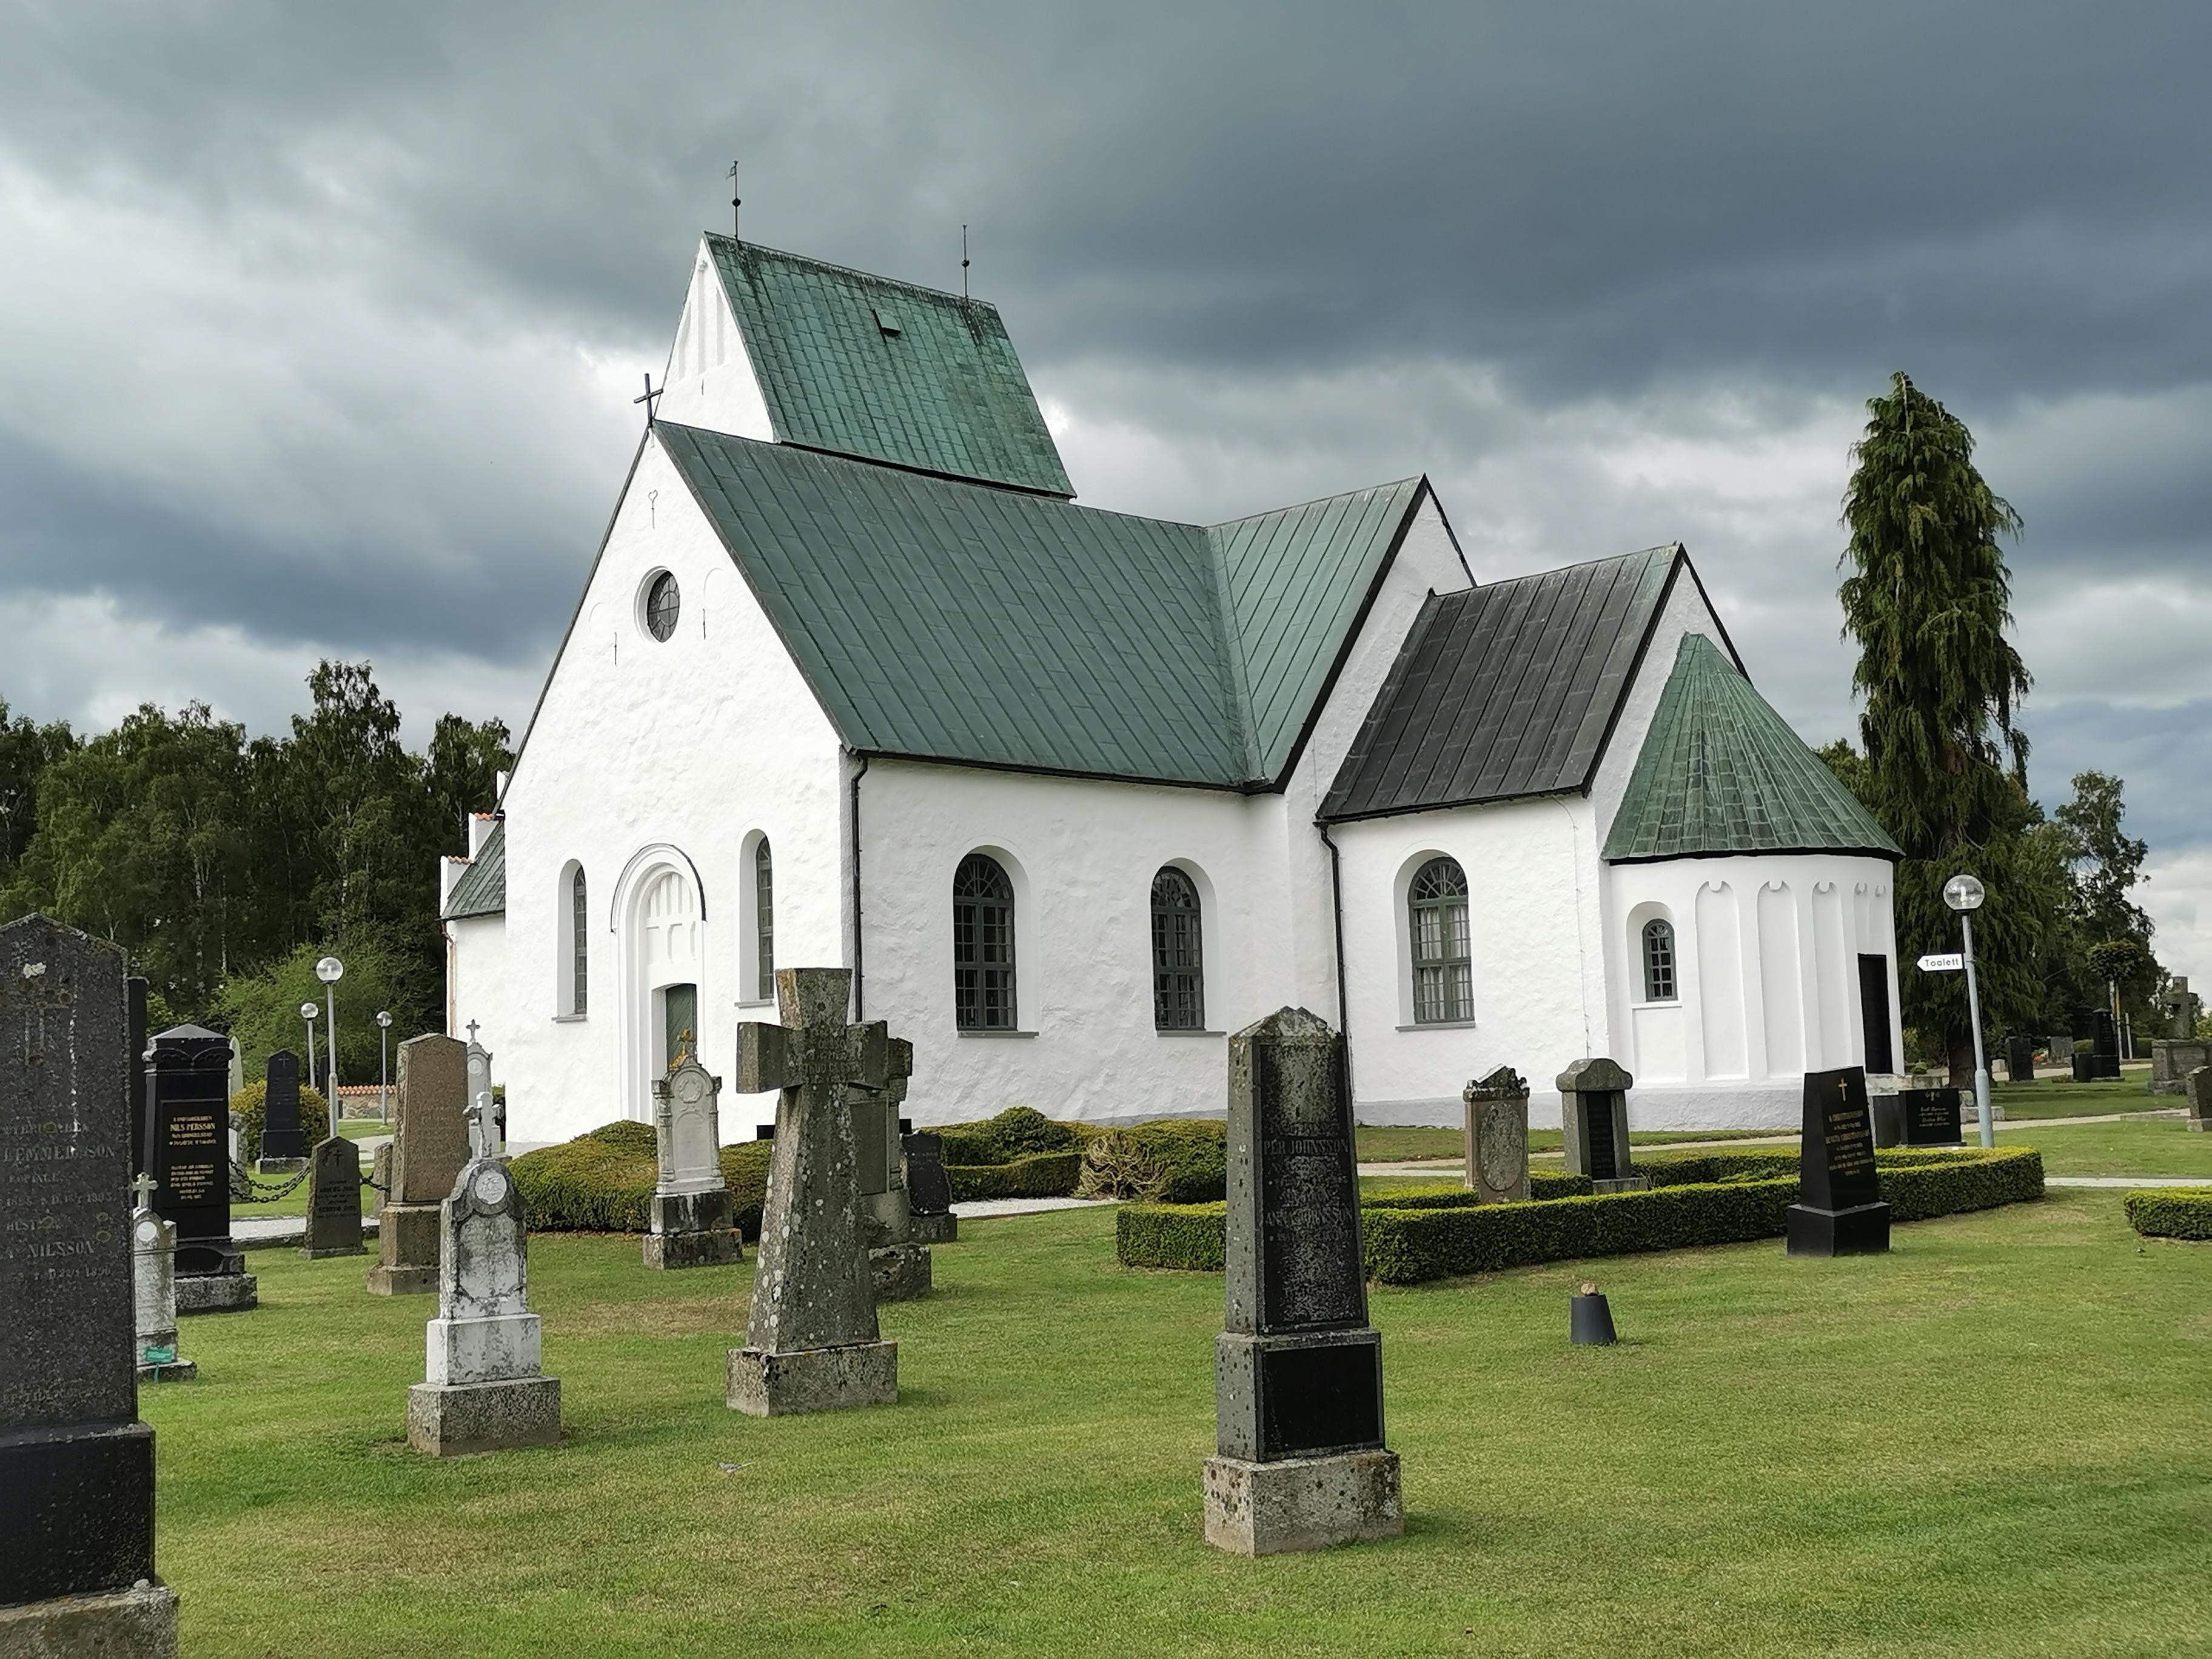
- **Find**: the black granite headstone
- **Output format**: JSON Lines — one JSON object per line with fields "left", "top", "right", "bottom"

{"left": 263, "top": 1048, "right": 304, "bottom": 1161}
{"left": 1586, "top": 1113, "right": 1618, "bottom": 1182}
{"left": 2005, "top": 1034, "right": 2036, "bottom": 1084}
{"left": 1900, "top": 1087, "right": 1964, "bottom": 1147}
{"left": 300, "top": 1135, "right": 365, "bottom": 1259}
{"left": 1786, "top": 1066, "right": 1890, "bottom": 1256}
{"left": 1218, "top": 1008, "right": 1386, "bottom": 1462}
{"left": 2093, "top": 1010, "right": 2122, "bottom": 1080}
{"left": 148, "top": 1023, "right": 244, "bottom": 1277}
{"left": 901, "top": 1131, "right": 952, "bottom": 1216}
{"left": 0, "top": 915, "right": 161, "bottom": 1607}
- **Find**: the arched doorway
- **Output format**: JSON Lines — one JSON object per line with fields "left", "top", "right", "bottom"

{"left": 612, "top": 850, "right": 708, "bottom": 1122}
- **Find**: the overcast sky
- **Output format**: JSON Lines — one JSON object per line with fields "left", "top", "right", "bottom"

{"left": 1, "top": 2, "right": 2205, "bottom": 979}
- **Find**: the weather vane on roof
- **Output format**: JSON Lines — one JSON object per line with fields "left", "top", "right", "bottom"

{"left": 728, "top": 160, "right": 742, "bottom": 243}
{"left": 635, "top": 372, "right": 662, "bottom": 430}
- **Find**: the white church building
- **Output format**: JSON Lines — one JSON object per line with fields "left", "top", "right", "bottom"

{"left": 441, "top": 230, "right": 1903, "bottom": 1144}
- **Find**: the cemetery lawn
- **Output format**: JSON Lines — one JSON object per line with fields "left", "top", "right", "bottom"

{"left": 1997, "top": 1116, "right": 2212, "bottom": 1178}
{"left": 152, "top": 1191, "right": 2211, "bottom": 1658}
{"left": 1358, "top": 1125, "right": 1781, "bottom": 1162}
{"left": 1991, "top": 1077, "right": 2171, "bottom": 1121}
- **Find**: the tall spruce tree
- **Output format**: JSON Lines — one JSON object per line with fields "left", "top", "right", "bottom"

{"left": 1838, "top": 372, "right": 2054, "bottom": 1079}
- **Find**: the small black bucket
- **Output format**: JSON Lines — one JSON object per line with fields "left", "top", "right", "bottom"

{"left": 1570, "top": 1292, "right": 1617, "bottom": 1346}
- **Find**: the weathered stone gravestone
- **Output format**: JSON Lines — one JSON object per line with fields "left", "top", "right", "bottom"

{"left": 260, "top": 1048, "right": 306, "bottom": 1169}
{"left": 1558, "top": 1057, "right": 1644, "bottom": 1193}
{"left": 1899, "top": 1085, "right": 1964, "bottom": 1147}
{"left": 2150, "top": 977, "right": 2209, "bottom": 1096}
{"left": 464, "top": 1028, "right": 503, "bottom": 1158}
{"left": 367, "top": 1033, "right": 469, "bottom": 1296}
{"left": 1786, "top": 1067, "right": 1891, "bottom": 1257}
{"left": 300, "top": 1134, "right": 366, "bottom": 1259}
{"left": 132, "top": 1175, "right": 196, "bottom": 1383}
{"left": 127, "top": 974, "right": 149, "bottom": 1175}
{"left": 901, "top": 1130, "right": 957, "bottom": 1244}
{"left": 643, "top": 1056, "right": 742, "bottom": 1268}
{"left": 854, "top": 1036, "right": 930, "bottom": 1301}
{"left": 726, "top": 967, "right": 897, "bottom": 1416}
{"left": 1204, "top": 1007, "right": 1402, "bottom": 1557}
{"left": 1461, "top": 1066, "right": 1530, "bottom": 1202}
{"left": 2184, "top": 1065, "right": 2210, "bottom": 1134}
{"left": 147, "top": 1024, "right": 255, "bottom": 1314}
{"left": 406, "top": 1154, "right": 561, "bottom": 1455}
{"left": 0, "top": 914, "right": 181, "bottom": 1654}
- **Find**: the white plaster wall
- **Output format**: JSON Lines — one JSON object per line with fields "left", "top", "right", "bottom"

{"left": 451, "top": 434, "right": 846, "bottom": 1145}
{"left": 1333, "top": 796, "right": 1605, "bottom": 1128}
{"left": 443, "top": 914, "right": 506, "bottom": 1054}
{"left": 656, "top": 240, "right": 773, "bottom": 441}
{"left": 1603, "top": 853, "right": 1902, "bottom": 1128}
{"left": 857, "top": 759, "right": 1290, "bottom": 1125}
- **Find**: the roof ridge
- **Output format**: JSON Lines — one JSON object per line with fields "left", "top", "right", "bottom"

{"left": 1205, "top": 475, "right": 1424, "bottom": 531}
{"left": 703, "top": 232, "right": 999, "bottom": 312}
{"left": 1478, "top": 542, "right": 1681, "bottom": 586}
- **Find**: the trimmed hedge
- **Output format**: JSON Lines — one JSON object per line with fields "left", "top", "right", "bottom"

{"left": 934, "top": 1106, "right": 1093, "bottom": 1167}
{"left": 229, "top": 1079, "right": 332, "bottom": 1162}
{"left": 947, "top": 1151, "right": 1083, "bottom": 1202}
{"left": 510, "top": 1122, "right": 774, "bottom": 1239}
{"left": 2123, "top": 1187, "right": 2212, "bottom": 1241}
{"left": 1118, "top": 1147, "right": 2046, "bottom": 1282}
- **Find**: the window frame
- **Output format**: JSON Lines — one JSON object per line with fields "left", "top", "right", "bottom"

{"left": 642, "top": 570, "right": 681, "bottom": 642}
{"left": 1407, "top": 856, "right": 1474, "bottom": 1025}
{"left": 1641, "top": 917, "right": 1678, "bottom": 1004}
{"left": 570, "top": 865, "right": 589, "bottom": 1016}
{"left": 1150, "top": 866, "right": 1205, "bottom": 1031}
{"left": 753, "top": 837, "right": 774, "bottom": 1002}
{"left": 952, "top": 853, "right": 1017, "bottom": 1031}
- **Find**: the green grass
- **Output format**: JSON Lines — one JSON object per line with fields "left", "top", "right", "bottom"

{"left": 1990, "top": 1076, "right": 2173, "bottom": 1121}
{"left": 150, "top": 1193, "right": 2212, "bottom": 1657}
{"left": 1999, "top": 1117, "right": 2212, "bottom": 1178}
{"left": 1359, "top": 1125, "right": 1783, "bottom": 1162}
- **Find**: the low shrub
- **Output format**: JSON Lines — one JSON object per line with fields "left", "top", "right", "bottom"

{"left": 1876, "top": 1147, "right": 2044, "bottom": 1221}
{"left": 1638, "top": 1149, "right": 1802, "bottom": 1186}
{"left": 509, "top": 1122, "right": 775, "bottom": 1239}
{"left": 2123, "top": 1187, "right": 2212, "bottom": 1241}
{"left": 947, "top": 1150, "right": 1084, "bottom": 1202}
{"left": 228, "top": 1079, "right": 332, "bottom": 1162}
{"left": 1078, "top": 1119, "right": 1228, "bottom": 1202}
{"left": 722, "top": 1139, "right": 774, "bottom": 1238}
{"left": 933, "top": 1105, "right": 1093, "bottom": 1167}
{"left": 1118, "top": 1202, "right": 1227, "bottom": 1270}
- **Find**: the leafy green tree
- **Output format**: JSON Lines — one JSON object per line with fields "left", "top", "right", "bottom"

{"left": 1837, "top": 373, "right": 2052, "bottom": 1079}
{"left": 0, "top": 701, "right": 76, "bottom": 883}
{"left": 2053, "top": 772, "right": 2159, "bottom": 1036}
{"left": 423, "top": 713, "right": 513, "bottom": 860}
{"left": 212, "top": 937, "right": 430, "bottom": 1091}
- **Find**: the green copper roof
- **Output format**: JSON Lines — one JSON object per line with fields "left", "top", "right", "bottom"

{"left": 442, "top": 820, "right": 505, "bottom": 919}
{"left": 656, "top": 423, "right": 1426, "bottom": 787}
{"left": 706, "top": 236, "right": 1074, "bottom": 498}
{"left": 1603, "top": 634, "right": 1902, "bottom": 863}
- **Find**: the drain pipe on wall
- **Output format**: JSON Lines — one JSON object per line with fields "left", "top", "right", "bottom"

{"left": 1320, "top": 820, "right": 1356, "bottom": 1105}
{"left": 847, "top": 749, "right": 870, "bottom": 1019}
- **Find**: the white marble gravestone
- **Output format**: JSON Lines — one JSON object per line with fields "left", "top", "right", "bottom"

{"left": 131, "top": 1175, "right": 195, "bottom": 1382}
{"left": 644, "top": 1058, "right": 742, "bottom": 1268}
{"left": 405, "top": 1155, "right": 560, "bottom": 1455}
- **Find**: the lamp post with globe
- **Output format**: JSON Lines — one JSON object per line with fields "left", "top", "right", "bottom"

{"left": 316, "top": 955, "right": 344, "bottom": 1121}
{"left": 300, "top": 1001, "right": 320, "bottom": 1105}
{"left": 1944, "top": 873, "right": 1995, "bottom": 1148}
{"left": 377, "top": 1010, "right": 394, "bottom": 1123}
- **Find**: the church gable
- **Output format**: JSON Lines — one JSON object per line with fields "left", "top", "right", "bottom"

{"left": 705, "top": 236, "right": 1073, "bottom": 498}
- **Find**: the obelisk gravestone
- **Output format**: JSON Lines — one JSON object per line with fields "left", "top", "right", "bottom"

{"left": 1558, "top": 1057, "right": 1643, "bottom": 1192}
{"left": 0, "top": 914, "right": 181, "bottom": 1654}
{"left": 1786, "top": 1066, "right": 1891, "bottom": 1256}
{"left": 367, "top": 1033, "right": 469, "bottom": 1295}
{"left": 644, "top": 1056, "right": 742, "bottom": 1268}
{"left": 147, "top": 1023, "right": 255, "bottom": 1313}
{"left": 726, "top": 967, "right": 897, "bottom": 1416}
{"left": 1204, "top": 1007, "right": 1403, "bottom": 1556}
{"left": 406, "top": 1153, "right": 561, "bottom": 1455}
{"left": 1461, "top": 1065, "right": 1530, "bottom": 1202}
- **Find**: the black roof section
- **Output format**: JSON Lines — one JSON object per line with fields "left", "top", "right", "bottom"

{"left": 1321, "top": 545, "right": 1726, "bottom": 822}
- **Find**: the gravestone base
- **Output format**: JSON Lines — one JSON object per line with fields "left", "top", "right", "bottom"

{"left": 406, "top": 1376, "right": 562, "bottom": 1456}
{"left": 908, "top": 1212, "right": 957, "bottom": 1245}
{"left": 1592, "top": 1176, "right": 1651, "bottom": 1196}
{"left": 2188, "top": 1118, "right": 2206, "bottom": 1133}
{"left": 253, "top": 1156, "right": 306, "bottom": 1176}
{"left": 0, "top": 1579, "right": 181, "bottom": 1658}
{"left": 136, "top": 1356, "right": 198, "bottom": 1383}
{"left": 366, "top": 1202, "right": 441, "bottom": 1294}
{"left": 1786, "top": 1201, "right": 1891, "bottom": 1258}
{"left": 299, "top": 1238, "right": 366, "bottom": 1260}
{"left": 642, "top": 1228, "right": 743, "bottom": 1269}
{"left": 1201, "top": 1450, "right": 1403, "bottom": 1556}
{"left": 870, "top": 1243, "right": 931, "bottom": 1302}
{"left": 173, "top": 1272, "right": 256, "bottom": 1314}
{"left": 726, "top": 1340, "right": 898, "bottom": 1416}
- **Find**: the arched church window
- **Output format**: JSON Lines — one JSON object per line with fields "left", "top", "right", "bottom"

{"left": 1151, "top": 866, "right": 1204, "bottom": 1030}
{"left": 644, "top": 571, "right": 681, "bottom": 642}
{"left": 953, "top": 853, "right": 1016, "bottom": 1030}
{"left": 1641, "top": 918, "right": 1677, "bottom": 1003}
{"left": 1409, "top": 856, "right": 1473, "bottom": 1024}
{"left": 754, "top": 837, "right": 774, "bottom": 1002}
{"left": 566, "top": 865, "right": 588, "bottom": 1016}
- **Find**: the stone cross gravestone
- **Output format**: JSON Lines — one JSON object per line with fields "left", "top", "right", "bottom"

{"left": 853, "top": 1035, "right": 930, "bottom": 1301}
{"left": 726, "top": 967, "right": 897, "bottom": 1416}
{"left": 0, "top": 914, "right": 181, "bottom": 1652}
{"left": 1461, "top": 1066, "right": 1530, "bottom": 1202}
{"left": 643, "top": 1056, "right": 742, "bottom": 1269}
{"left": 261, "top": 1048, "right": 306, "bottom": 1169}
{"left": 901, "top": 1130, "right": 957, "bottom": 1244}
{"left": 1558, "top": 1057, "right": 1644, "bottom": 1193}
{"left": 132, "top": 1175, "right": 195, "bottom": 1383}
{"left": 1786, "top": 1066, "right": 1891, "bottom": 1257}
{"left": 300, "top": 1134, "right": 366, "bottom": 1259}
{"left": 147, "top": 1024, "right": 255, "bottom": 1313}
{"left": 367, "top": 1033, "right": 469, "bottom": 1295}
{"left": 406, "top": 1154, "right": 561, "bottom": 1455}
{"left": 2184, "top": 1065, "right": 2209, "bottom": 1133}
{"left": 2150, "top": 977, "right": 2210, "bottom": 1096}
{"left": 1899, "top": 1085, "right": 1964, "bottom": 1147}
{"left": 1204, "top": 1007, "right": 1403, "bottom": 1557}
